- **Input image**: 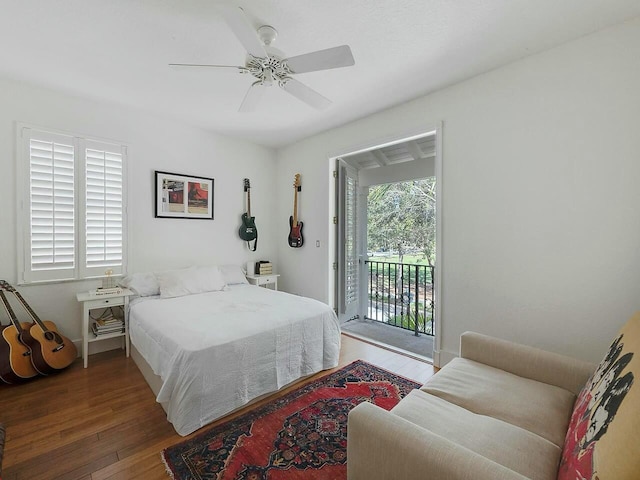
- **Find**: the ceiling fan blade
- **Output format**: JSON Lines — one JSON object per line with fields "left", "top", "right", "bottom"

{"left": 169, "top": 63, "right": 242, "bottom": 70}
{"left": 218, "top": 4, "right": 267, "bottom": 59}
{"left": 239, "top": 82, "right": 266, "bottom": 112}
{"left": 281, "top": 78, "right": 331, "bottom": 110}
{"left": 285, "top": 45, "right": 355, "bottom": 74}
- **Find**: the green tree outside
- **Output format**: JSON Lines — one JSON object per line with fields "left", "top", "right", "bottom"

{"left": 367, "top": 178, "right": 436, "bottom": 265}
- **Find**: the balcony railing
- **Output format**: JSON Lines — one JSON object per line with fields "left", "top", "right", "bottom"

{"left": 365, "top": 260, "right": 434, "bottom": 336}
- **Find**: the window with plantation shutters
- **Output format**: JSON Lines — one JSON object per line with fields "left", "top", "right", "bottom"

{"left": 17, "top": 125, "right": 127, "bottom": 284}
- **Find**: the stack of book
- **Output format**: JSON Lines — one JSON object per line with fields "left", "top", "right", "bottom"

{"left": 93, "top": 286, "right": 123, "bottom": 296}
{"left": 92, "top": 313, "right": 124, "bottom": 337}
{"left": 255, "top": 261, "right": 273, "bottom": 275}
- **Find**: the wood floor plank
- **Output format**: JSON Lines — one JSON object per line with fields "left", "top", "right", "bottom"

{"left": 0, "top": 334, "right": 435, "bottom": 480}
{"left": 91, "top": 438, "right": 178, "bottom": 480}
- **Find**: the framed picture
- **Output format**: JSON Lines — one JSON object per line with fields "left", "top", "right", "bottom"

{"left": 155, "top": 170, "right": 214, "bottom": 219}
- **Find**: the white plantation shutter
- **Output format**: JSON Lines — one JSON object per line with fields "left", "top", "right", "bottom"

{"left": 18, "top": 125, "right": 127, "bottom": 284}
{"left": 345, "top": 173, "right": 358, "bottom": 304}
{"left": 337, "top": 161, "right": 360, "bottom": 321}
{"left": 83, "top": 141, "right": 124, "bottom": 276}
{"left": 24, "top": 131, "right": 76, "bottom": 281}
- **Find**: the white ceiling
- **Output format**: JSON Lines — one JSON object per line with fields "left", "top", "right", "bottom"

{"left": 1, "top": 1, "right": 639, "bottom": 148}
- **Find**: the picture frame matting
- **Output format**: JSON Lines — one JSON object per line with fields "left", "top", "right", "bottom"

{"left": 154, "top": 170, "right": 214, "bottom": 219}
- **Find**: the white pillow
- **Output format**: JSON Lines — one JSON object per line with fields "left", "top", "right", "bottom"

{"left": 219, "top": 264, "right": 249, "bottom": 285}
{"left": 118, "top": 272, "right": 160, "bottom": 297}
{"left": 157, "top": 266, "right": 227, "bottom": 298}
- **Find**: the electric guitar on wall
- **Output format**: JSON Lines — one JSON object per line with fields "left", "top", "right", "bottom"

{"left": 0, "top": 287, "right": 39, "bottom": 383}
{"left": 288, "top": 174, "right": 304, "bottom": 248}
{"left": 0, "top": 280, "right": 77, "bottom": 375}
{"left": 238, "top": 178, "right": 258, "bottom": 251}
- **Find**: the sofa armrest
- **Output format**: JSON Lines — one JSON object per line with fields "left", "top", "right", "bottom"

{"left": 459, "top": 331, "right": 596, "bottom": 395}
{"left": 347, "top": 402, "right": 529, "bottom": 480}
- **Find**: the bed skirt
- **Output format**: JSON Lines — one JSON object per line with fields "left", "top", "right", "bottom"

{"left": 130, "top": 343, "right": 330, "bottom": 433}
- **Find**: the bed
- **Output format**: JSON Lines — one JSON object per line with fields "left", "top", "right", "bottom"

{"left": 125, "top": 267, "right": 341, "bottom": 436}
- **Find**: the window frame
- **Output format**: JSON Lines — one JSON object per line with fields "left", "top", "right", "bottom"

{"left": 16, "top": 123, "right": 129, "bottom": 285}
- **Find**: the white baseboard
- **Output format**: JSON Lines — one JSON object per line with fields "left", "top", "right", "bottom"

{"left": 433, "top": 349, "right": 458, "bottom": 368}
{"left": 72, "top": 338, "right": 82, "bottom": 357}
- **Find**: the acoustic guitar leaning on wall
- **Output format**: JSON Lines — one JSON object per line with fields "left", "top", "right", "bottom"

{"left": 0, "top": 280, "right": 77, "bottom": 375}
{"left": 0, "top": 288, "right": 38, "bottom": 384}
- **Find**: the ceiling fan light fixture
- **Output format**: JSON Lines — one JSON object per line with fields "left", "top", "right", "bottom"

{"left": 263, "top": 67, "right": 274, "bottom": 86}
{"left": 257, "top": 25, "right": 278, "bottom": 46}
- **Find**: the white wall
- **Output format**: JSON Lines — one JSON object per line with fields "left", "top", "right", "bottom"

{"left": 0, "top": 77, "right": 276, "bottom": 349}
{"left": 276, "top": 18, "right": 640, "bottom": 365}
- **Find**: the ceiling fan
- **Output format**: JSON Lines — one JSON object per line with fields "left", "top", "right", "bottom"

{"left": 169, "top": 4, "right": 355, "bottom": 112}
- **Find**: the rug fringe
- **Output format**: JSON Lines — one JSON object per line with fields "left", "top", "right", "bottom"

{"left": 160, "top": 450, "right": 176, "bottom": 479}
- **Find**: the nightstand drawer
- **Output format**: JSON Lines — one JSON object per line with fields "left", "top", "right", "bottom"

{"left": 246, "top": 274, "right": 280, "bottom": 291}
{"left": 84, "top": 296, "right": 125, "bottom": 309}
{"left": 255, "top": 275, "right": 276, "bottom": 285}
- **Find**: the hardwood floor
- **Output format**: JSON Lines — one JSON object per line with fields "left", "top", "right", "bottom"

{"left": 0, "top": 335, "right": 435, "bottom": 480}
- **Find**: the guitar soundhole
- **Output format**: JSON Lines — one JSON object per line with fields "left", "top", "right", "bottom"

{"left": 44, "top": 331, "right": 56, "bottom": 342}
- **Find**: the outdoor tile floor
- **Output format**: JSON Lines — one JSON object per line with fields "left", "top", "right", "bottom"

{"left": 340, "top": 318, "right": 434, "bottom": 361}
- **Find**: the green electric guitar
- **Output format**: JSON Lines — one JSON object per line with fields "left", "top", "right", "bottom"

{"left": 238, "top": 178, "right": 258, "bottom": 251}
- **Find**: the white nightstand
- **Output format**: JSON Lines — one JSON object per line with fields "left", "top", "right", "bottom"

{"left": 246, "top": 274, "right": 280, "bottom": 291}
{"left": 76, "top": 288, "right": 134, "bottom": 368}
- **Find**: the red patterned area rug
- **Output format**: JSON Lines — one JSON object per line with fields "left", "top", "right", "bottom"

{"left": 161, "top": 360, "right": 421, "bottom": 480}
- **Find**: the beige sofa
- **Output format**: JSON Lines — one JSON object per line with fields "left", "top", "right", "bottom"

{"left": 347, "top": 331, "right": 599, "bottom": 480}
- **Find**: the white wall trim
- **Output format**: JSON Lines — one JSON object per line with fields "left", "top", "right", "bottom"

{"left": 433, "top": 121, "right": 444, "bottom": 368}
{"left": 327, "top": 125, "right": 438, "bottom": 160}
{"left": 433, "top": 348, "right": 458, "bottom": 367}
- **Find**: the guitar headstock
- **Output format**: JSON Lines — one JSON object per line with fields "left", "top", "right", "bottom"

{"left": 0, "top": 280, "right": 15, "bottom": 292}
{"left": 243, "top": 178, "right": 251, "bottom": 192}
{"left": 293, "top": 174, "right": 301, "bottom": 190}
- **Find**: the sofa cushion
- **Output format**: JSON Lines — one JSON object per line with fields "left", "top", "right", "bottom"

{"left": 421, "top": 357, "right": 575, "bottom": 447}
{"left": 392, "top": 390, "right": 561, "bottom": 480}
{"left": 558, "top": 312, "right": 639, "bottom": 480}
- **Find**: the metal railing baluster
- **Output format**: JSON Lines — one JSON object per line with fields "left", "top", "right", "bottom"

{"left": 364, "top": 259, "right": 434, "bottom": 337}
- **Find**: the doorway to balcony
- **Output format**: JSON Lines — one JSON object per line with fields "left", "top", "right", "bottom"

{"left": 333, "top": 127, "right": 440, "bottom": 362}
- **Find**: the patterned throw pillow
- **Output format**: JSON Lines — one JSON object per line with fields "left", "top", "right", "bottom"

{"left": 558, "top": 312, "right": 639, "bottom": 480}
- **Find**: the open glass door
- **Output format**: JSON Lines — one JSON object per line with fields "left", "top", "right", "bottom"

{"left": 336, "top": 159, "right": 360, "bottom": 323}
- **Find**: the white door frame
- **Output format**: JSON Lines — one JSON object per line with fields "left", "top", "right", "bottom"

{"left": 328, "top": 122, "right": 444, "bottom": 366}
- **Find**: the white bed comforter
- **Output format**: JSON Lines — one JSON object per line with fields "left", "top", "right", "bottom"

{"left": 129, "top": 285, "right": 341, "bottom": 435}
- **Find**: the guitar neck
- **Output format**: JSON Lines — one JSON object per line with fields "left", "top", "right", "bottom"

{"left": 292, "top": 188, "right": 298, "bottom": 226}
{"left": 11, "top": 290, "right": 47, "bottom": 331}
{"left": 247, "top": 188, "right": 252, "bottom": 217}
{"left": 0, "top": 290, "right": 23, "bottom": 333}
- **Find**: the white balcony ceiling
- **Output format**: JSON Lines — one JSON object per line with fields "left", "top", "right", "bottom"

{"left": 342, "top": 134, "right": 436, "bottom": 171}
{"left": 1, "top": 1, "right": 639, "bottom": 148}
